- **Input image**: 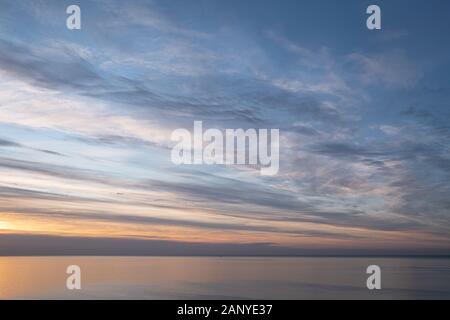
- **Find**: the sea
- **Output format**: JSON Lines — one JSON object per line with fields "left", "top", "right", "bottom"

{"left": 0, "top": 256, "right": 449, "bottom": 299}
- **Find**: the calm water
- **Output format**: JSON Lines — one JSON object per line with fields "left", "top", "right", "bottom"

{"left": 0, "top": 256, "right": 449, "bottom": 299}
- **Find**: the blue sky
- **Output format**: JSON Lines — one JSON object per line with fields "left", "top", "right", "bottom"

{"left": 0, "top": 0, "right": 449, "bottom": 255}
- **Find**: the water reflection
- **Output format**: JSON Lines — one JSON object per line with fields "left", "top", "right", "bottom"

{"left": 0, "top": 257, "right": 449, "bottom": 299}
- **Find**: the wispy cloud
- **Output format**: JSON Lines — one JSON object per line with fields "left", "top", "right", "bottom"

{"left": 0, "top": 0, "right": 449, "bottom": 254}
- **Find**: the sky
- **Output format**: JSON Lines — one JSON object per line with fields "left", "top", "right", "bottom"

{"left": 0, "top": 0, "right": 449, "bottom": 255}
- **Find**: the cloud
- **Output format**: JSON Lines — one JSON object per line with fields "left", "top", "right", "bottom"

{"left": 0, "top": 138, "right": 21, "bottom": 147}
{"left": 97, "top": 0, "right": 210, "bottom": 39}
{"left": 0, "top": 0, "right": 449, "bottom": 255}
{"left": 306, "top": 136, "right": 450, "bottom": 236}
{"left": 0, "top": 137, "right": 64, "bottom": 156}
{"left": 379, "top": 125, "right": 400, "bottom": 135}
{"left": 347, "top": 51, "right": 422, "bottom": 89}
{"left": 1, "top": 233, "right": 448, "bottom": 256}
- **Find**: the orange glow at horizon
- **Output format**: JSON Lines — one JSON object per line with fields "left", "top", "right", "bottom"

{"left": 2, "top": 208, "right": 449, "bottom": 252}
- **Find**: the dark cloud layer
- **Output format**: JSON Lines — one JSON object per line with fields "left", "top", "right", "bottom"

{"left": 1, "top": 233, "right": 448, "bottom": 256}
